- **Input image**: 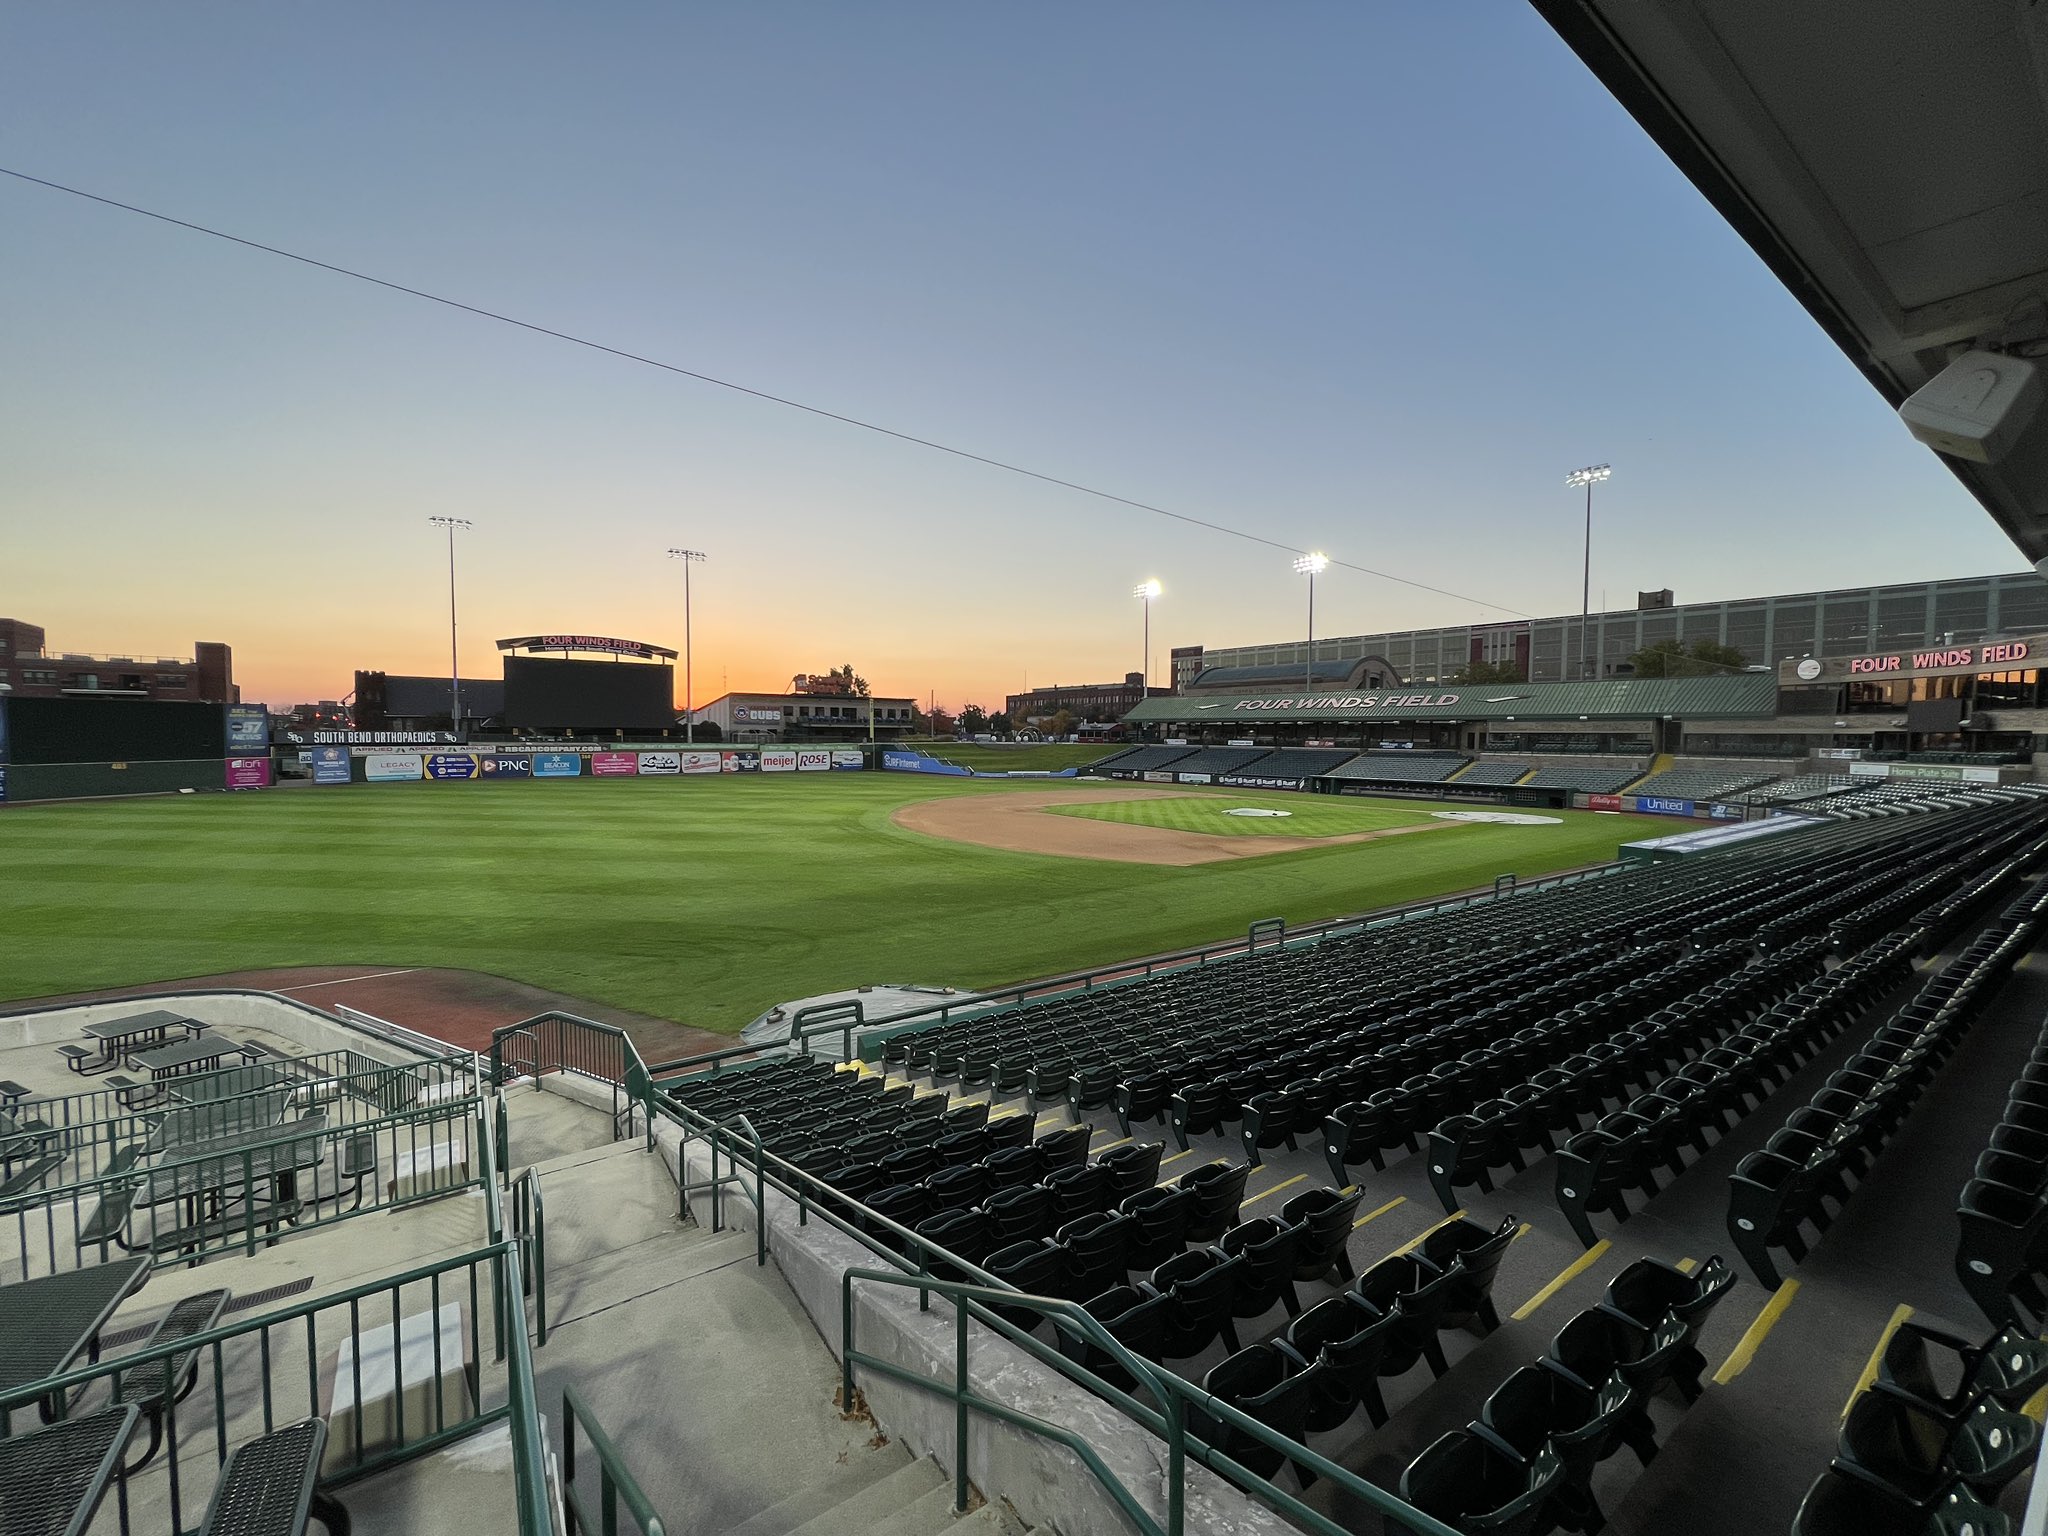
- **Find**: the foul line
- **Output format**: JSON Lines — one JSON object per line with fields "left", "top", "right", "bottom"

{"left": 1842, "top": 1304, "right": 1914, "bottom": 1419}
{"left": 274, "top": 969, "right": 418, "bottom": 992}
{"left": 1713, "top": 1280, "right": 1802, "bottom": 1385}
{"left": 1512, "top": 1240, "right": 1611, "bottom": 1322}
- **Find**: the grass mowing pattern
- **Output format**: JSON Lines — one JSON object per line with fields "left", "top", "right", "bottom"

{"left": 1051, "top": 789, "right": 1444, "bottom": 838}
{"left": 0, "top": 777, "right": 1672, "bottom": 1033}
{"left": 905, "top": 742, "right": 1117, "bottom": 771}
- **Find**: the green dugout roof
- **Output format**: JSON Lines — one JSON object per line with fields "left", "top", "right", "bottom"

{"left": 1125, "top": 673, "right": 1778, "bottom": 724}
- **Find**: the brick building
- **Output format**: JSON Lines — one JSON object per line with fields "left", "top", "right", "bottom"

{"left": 0, "top": 619, "right": 236, "bottom": 703}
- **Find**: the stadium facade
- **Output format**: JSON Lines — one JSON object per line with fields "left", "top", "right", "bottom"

{"left": 0, "top": 617, "right": 237, "bottom": 703}
{"left": 1172, "top": 570, "right": 2048, "bottom": 690}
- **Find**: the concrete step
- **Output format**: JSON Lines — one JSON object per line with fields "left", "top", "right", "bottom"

{"left": 865, "top": 1481, "right": 981, "bottom": 1536}
{"left": 723, "top": 1442, "right": 915, "bottom": 1536}
{"left": 779, "top": 1456, "right": 948, "bottom": 1536}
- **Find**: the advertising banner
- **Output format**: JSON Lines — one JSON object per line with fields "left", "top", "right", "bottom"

{"left": 831, "top": 750, "right": 866, "bottom": 770}
{"left": 311, "top": 747, "right": 351, "bottom": 786}
{"left": 1227, "top": 739, "right": 1257, "bottom": 748}
{"left": 1634, "top": 795, "right": 1696, "bottom": 817}
{"left": 225, "top": 756, "right": 272, "bottom": 789}
{"left": 1178, "top": 772, "right": 1213, "bottom": 784}
{"left": 480, "top": 754, "right": 532, "bottom": 778}
{"left": 365, "top": 753, "right": 423, "bottom": 782}
{"left": 532, "top": 752, "right": 583, "bottom": 778}
{"left": 0, "top": 765, "right": 7, "bottom": 804}
{"left": 737, "top": 706, "right": 786, "bottom": 724}
{"left": 796, "top": 749, "right": 831, "bottom": 772}
{"left": 680, "top": 751, "right": 723, "bottom": 775}
{"left": 720, "top": 751, "right": 761, "bottom": 773}
{"left": 590, "top": 752, "right": 639, "bottom": 777}
{"left": 1142, "top": 770, "right": 1175, "bottom": 782}
{"left": 637, "top": 752, "right": 683, "bottom": 776}
{"left": 881, "top": 751, "right": 970, "bottom": 777}
{"left": 224, "top": 704, "right": 269, "bottom": 755}
{"left": 762, "top": 749, "right": 799, "bottom": 773}
{"left": 1586, "top": 794, "right": 1624, "bottom": 812}
{"left": 424, "top": 753, "right": 479, "bottom": 780}
{"left": 1217, "top": 775, "right": 1305, "bottom": 791}
{"left": 1708, "top": 802, "right": 1744, "bottom": 820}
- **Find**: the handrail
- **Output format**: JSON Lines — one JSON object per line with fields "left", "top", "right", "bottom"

{"left": 563, "top": 1383, "right": 668, "bottom": 1536}
{"left": 501, "top": 1243, "right": 557, "bottom": 1536}
{"left": 840, "top": 1268, "right": 1462, "bottom": 1536}
{"left": 513, "top": 1168, "right": 549, "bottom": 1346}
{"left": 789, "top": 998, "right": 865, "bottom": 1058}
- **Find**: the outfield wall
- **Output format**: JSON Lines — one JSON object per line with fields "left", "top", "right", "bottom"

{"left": 0, "top": 697, "right": 269, "bottom": 804}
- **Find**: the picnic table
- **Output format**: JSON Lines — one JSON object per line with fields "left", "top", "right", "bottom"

{"left": 132, "top": 1035, "right": 241, "bottom": 1082}
{"left": 0, "top": 1403, "right": 141, "bottom": 1536}
{"left": 82, "top": 1010, "right": 193, "bottom": 1067}
{"left": 0, "top": 1257, "right": 151, "bottom": 1425}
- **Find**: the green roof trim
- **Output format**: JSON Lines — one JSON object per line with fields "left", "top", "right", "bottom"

{"left": 1122, "top": 673, "right": 1778, "bottom": 724}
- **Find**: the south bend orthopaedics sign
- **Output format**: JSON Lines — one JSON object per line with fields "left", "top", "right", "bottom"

{"left": 1781, "top": 635, "right": 2044, "bottom": 685}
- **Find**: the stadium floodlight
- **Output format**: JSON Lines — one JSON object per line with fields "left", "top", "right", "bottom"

{"left": 1292, "top": 553, "right": 1328, "bottom": 691}
{"left": 666, "top": 549, "right": 707, "bottom": 745}
{"left": 1132, "top": 580, "right": 1162, "bottom": 692}
{"left": 1564, "top": 466, "right": 1611, "bottom": 681}
{"left": 427, "top": 517, "right": 473, "bottom": 734}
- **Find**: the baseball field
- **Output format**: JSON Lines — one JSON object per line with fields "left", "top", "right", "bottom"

{"left": 0, "top": 774, "right": 1672, "bottom": 1031}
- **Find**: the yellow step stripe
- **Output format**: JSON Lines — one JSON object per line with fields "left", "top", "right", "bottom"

{"left": 1842, "top": 1305, "right": 1914, "bottom": 1419}
{"left": 1713, "top": 1280, "right": 1802, "bottom": 1386}
{"left": 1241, "top": 1173, "right": 1307, "bottom": 1209}
{"left": 1393, "top": 1210, "right": 1467, "bottom": 1257}
{"left": 1512, "top": 1241, "right": 1611, "bottom": 1323}
{"left": 1354, "top": 1196, "right": 1407, "bottom": 1229}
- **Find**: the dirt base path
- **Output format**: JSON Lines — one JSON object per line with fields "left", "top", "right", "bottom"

{"left": 5, "top": 966, "right": 728, "bottom": 1063}
{"left": 893, "top": 785, "right": 1444, "bottom": 866}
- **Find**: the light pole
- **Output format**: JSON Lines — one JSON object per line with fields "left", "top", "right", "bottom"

{"left": 666, "top": 549, "right": 706, "bottom": 744}
{"left": 427, "top": 517, "right": 471, "bottom": 734}
{"left": 1565, "top": 465, "right": 1611, "bottom": 680}
{"left": 1132, "top": 580, "right": 1161, "bottom": 692}
{"left": 1292, "top": 553, "right": 1328, "bottom": 692}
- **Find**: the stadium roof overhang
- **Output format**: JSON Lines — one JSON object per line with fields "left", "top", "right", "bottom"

{"left": 1124, "top": 674, "right": 1778, "bottom": 725}
{"left": 1534, "top": 1, "right": 2048, "bottom": 561}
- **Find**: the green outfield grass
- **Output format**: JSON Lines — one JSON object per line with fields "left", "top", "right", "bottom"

{"left": 0, "top": 776, "right": 1671, "bottom": 1033}
{"left": 1052, "top": 788, "right": 1448, "bottom": 838}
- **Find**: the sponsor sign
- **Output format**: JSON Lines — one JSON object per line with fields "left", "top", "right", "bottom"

{"left": 311, "top": 746, "right": 352, "bottom": 785}
{"left": 590, "top": 752, "right": 639, "bottom": 777}
{"left": 679, "top": 751, "right": 723, "bottom": 775}
{"left": 1707, "top": 802, "right": 1744, "bottom": 820}
{"left": 1305, "top": 739, "right": 1336, "bottom": 748}
{"left": 637, "top": 752, "right": 683, "bottom": 776}
{"left": 0, "top": 765, "right": 7, "bottom": 803}
{"left": 1227, "top": 739, "right": 1257, "bottom": 748}
{"left": 1220, "top": 693, "right": 1461, "bottom": 713}
{"left": 366, "top": 753, "right": 423, "bottom": 782}
{"left": 831, "top": 750, "right": 866, "bottom": 771}
{"left": 880, "top": 751, "right": 969, "bottom": 776}
{"left": 480, "top": 754, "right": 532, "bottom": 778}
{"left": 737, "top": 706, "right": 786, "bottom": 724}
{"left": 532, "top": 752, "right": 582, "bottom": 778}
{"left": 426, "top": 753, "right": 480, "bottom": 780}
{"left": 1776, "top": 633, "right": 2044, "bottom": 684}
{"left": 721, "top": 751, "right": 761, "bottom": 772}
{"left": 1633, "top": 795, "right": 1696, "bottom": 817}
{"left": 1816, "top": 747, "right": 1864, "bottom": 760}
{"left": 1852, "top": 760, "right": 2000, "bottom": 784}
{"left": 498, "top": 634, "right": 673, "bottom": 659}
{"left": 1142, "top": 770, "right": 1175, "bottom": 783}
{"left": 1178, "top": 772, "right": 1214, "bottom": 784}
{"left": 311, "top": 729, "right": 459, "bottom": 746}
{"left": 1218, "top": 775, "right": 1305, "bottom": 791}
{"left": 1164, "top": 739, "right": 1189, "bottom": 746}
{"left": 762, "top": 749, "right": 799, "bottom": 772}
{"left": 225, "top": 704, "right": 269, "bottom": 754}
{"left": 1586, "top": 794, "right": 1623, "bottom": 812}
{"left": 796, "top": 749, "right": 831, "bottom": 772}
{"left": 225, "top": 756, "right": 272, "bottom": 789}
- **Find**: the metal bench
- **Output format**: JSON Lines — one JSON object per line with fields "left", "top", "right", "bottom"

{"left": 198, "top": 1418, "right": 351, "bottom": 1536}
{"left": 143, "top": 1201, "right": 303, "bottom": 1263}
{"left": 60, "top": 1043, "right": 109, "bottom": 1074}
{"left": 103, "top": 1074, "right": 167, "bottom": 1111}
{"left": 0, "top": 1079, "right": 28, "bottom": 1106}
{"left": 77, "top": 1147, "right": 146, "bottom": 1260}
{"left": 0, "top": 1152, "right": 67, "bottom": 1208}
{"left": 110, "top": 1287, "right": 232, "bottom": 1470}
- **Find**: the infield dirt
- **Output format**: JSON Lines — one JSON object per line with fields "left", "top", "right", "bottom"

{"left": 891, "top": 784, "right": 1446, "bottom": 866}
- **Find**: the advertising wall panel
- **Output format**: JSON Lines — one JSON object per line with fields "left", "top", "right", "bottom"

{"left": 224, "top": 704, "right": 269, "bottom": 755}
{"left": 721, "top": 752, "right": 761, "bottom": 772}
{"left": 532, "top": 753, "right": 583, "bottom": 778}
{"left": 679, "top": 751, "right": 723, "bottom": 775}
{"left": 366, "top": 753, "right": 423, "bottom": 782}
{"left": 1178, "top": 772, "right": 1213, "bottom": 784}
{"left": 310, "top": 747, "right": 351, "bottom": 785}
{"left": 225, "top": 757, "right": 272, "bottom": 789}
{"left": 637, "top": 752, "right": 683, "bottom": 776}
{"left": 831, "top": 750, "right": 865, "bottom": 770}
{"left": 480, "top": 754, "right": 532, "bottom": 777}
{"left": 426, "top": 753, "right": 480, "bottom": 780}
{"left": 796, "top": 749, "right": 830, "bottom": 772}
{"left": 1217, "top": 775, "right": 1305, "bottom": 791}
{"left": 590, "top": 752, "right": 639, "bottom": 777}
{"left": 882, "top": 751, "right": 970, "bottom": 776}
{"left": 762, "top": 749, "right": 799, "bottom": 772}
{"left": 1634, "top": 795, "right": 1695, "bottom": 817}
{"left": 1586, "top": 794, "right": 1623, "bottom": 812}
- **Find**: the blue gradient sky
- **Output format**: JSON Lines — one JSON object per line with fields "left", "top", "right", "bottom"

{"left": 1, "top": 4, "right": 2018, "bottom": 710}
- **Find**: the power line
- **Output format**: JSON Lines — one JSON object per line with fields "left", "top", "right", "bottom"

{"left": 0, "top": 164, "right": 1532, "bottom": 618}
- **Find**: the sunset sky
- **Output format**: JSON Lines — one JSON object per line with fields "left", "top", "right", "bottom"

{"left": 2, "top": 4, "right": 2022, "bottom": 713}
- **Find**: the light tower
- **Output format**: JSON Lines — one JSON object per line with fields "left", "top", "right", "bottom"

{"left": 1292, "top": 552, "right": 1328, "bottom": 692}
{"left": 1132, "top": 580, "right": 1162, "bottom": 692}
{"left": 666, "top": 548, "right": 707, "bottom": 743}
{"left": 427, "top": 517, "right": 472, "bottom": 732}
{"left": 1565, "top": 465, "right": 1612, "bottom": 680}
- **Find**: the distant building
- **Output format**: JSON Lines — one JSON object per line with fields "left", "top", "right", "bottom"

{"left": 0, "top": 618, "right": 237, "bottom": 702}
{"left": 691, "top": 689, "right": 917, "bottom": 742}
{"left": 1006, "top": 673, "right": 1166, "bottom": 724}
{"left": 354, "top": 671, "right": 506, "bottom": 732}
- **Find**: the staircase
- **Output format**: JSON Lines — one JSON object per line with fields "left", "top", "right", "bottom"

{"left": 727, "top": 1449, "right": 1043, "bottom": 1536}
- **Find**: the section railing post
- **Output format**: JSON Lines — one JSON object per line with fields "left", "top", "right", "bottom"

{"left": 954, "top": 1300, "right": 971, "bottom": 1514}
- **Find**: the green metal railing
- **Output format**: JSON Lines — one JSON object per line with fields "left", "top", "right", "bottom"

{"left": 839, "top": 1268, "right": 1463, "bottom": 1536}
{"left": 486, "top": 1013, "right": 632, "bottom": 1134}
{"left": 563, "top": 1383, "right": 668, "bottom": 1536}
{"left": 511, "top": 1167, "right": 548, "bottom": 1346}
